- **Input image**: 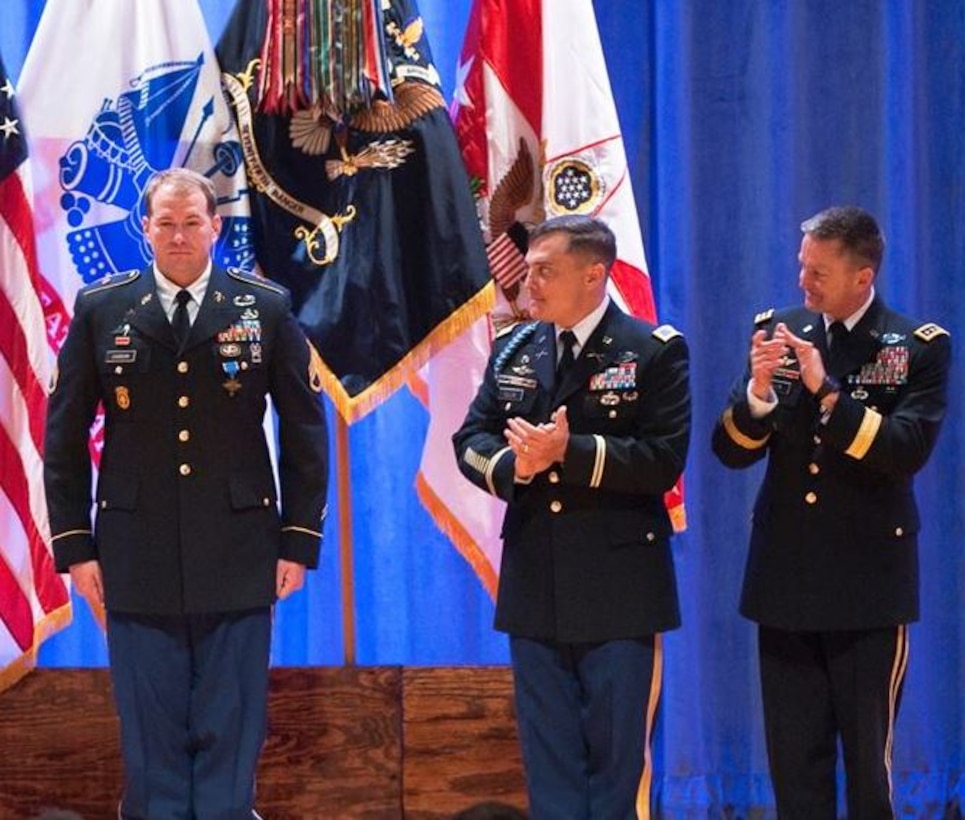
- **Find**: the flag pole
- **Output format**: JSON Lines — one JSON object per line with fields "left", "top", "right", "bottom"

{"left": 335, "top": 413, "right": 357, "bottom": 666}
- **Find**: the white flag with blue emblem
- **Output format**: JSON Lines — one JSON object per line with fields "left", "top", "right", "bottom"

{"left": 17, "top": 0, "right": 254, "bottom": 333}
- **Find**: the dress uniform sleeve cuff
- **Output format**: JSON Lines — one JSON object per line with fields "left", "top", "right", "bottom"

{"left": 562, "top": 434, "right": 605, "bottom": 487}
{"left": 280, "top": 526, "right": 322, "bottom": 569}
{"left": 51, "top": 530, "right": 96, "bottom": 573}
{"left": 721, "top": 402, "right": 772, "bottom": 450}
{"left": 822, "top": 393, "right": 883, "bottom": 460}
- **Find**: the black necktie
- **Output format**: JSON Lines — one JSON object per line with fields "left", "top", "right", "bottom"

{"left": 556, "top": 329, "right": 578, "bottom": 382}
{"left": 827, "top": 321, "right": 848, "bottom": 370}
{"left": 172, "top": 289, "right": 192, "bottom": 352}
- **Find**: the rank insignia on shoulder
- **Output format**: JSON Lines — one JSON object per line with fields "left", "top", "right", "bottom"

{"left": 84, "top": 269, "right": 140, "bottom": 295}
{"left": 652, "top": 324, "right": 682, "bottom": 343}
{"left": 754, "top": 308, "right": 775, "bottom": 326}
{"left": 227, "top": 267, "right": 285, "bottom": 295}
{"left": 495, "top": 321, "right": 520, "bottom": 339}
{"left": 913, "top": 322, "right": 949, "bottom": 342}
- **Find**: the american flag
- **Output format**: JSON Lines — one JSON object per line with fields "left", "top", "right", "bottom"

{"left": 0, "top": 52, "right": 71, "bottom": 693}
{"left": 486, "top": 230, "right": 528, "bottom": 291}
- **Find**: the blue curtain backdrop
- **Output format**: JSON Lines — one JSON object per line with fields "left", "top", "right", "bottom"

{"left": 4, "top": 1, "right": 963, "bottom": 815}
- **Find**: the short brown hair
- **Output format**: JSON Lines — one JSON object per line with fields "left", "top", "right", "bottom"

{"left": 528, "top": 215, "right": 617, "bottom": 273}
{"left": 143, "top": 168, "right": 218, "bottom": 217}
{"left": 801, "top": 206, "right": 885, "bottom": 273}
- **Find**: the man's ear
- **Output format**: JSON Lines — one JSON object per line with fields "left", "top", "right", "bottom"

{"left": 585, "top": 260, "right": 605, "bottom": 286}
{"left": 856, "top": 265, "right": 875, "bottom": 287}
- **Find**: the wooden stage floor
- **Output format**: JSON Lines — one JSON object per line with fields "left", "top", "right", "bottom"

{"left": 0, "top": 667, "right": 527, "bottom": 818}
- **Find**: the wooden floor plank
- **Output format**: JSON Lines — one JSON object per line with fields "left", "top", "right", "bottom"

{"left": 0, "top": 666, "right": 526, "bottom": 818}
{"left": 401, "top": 666, "right": 526, "bottom": 819}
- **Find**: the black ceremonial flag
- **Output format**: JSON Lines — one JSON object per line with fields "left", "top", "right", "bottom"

{"left": 217, "top": 0, "right": 493, "bottom": 422}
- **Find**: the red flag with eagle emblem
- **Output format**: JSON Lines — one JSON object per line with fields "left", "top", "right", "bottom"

{"left": 416, "top": 0, "right": 685, "bottom": 597}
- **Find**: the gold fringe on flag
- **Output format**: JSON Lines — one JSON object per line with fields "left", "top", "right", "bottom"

{"left": 415, "top": 472, "right": 499, "bottom": 599}
{"left": 318, "top": 281, "right": 495, "bottom": 424}
{"left": 0, "top": 602, "right": 72, "bottom": 694}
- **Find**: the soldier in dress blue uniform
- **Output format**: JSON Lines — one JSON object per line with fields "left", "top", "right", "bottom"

{"left": 454, "top": 215, "right": 691, "bottom": 819}
{"left": 44, "top": 168, "right": 330, "bottom": 819}
{"left": 712, "top": 207, "right": 951, "bottom": 819}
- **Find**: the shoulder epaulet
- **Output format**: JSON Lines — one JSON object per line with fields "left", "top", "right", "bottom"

{"left": 652, "top": 323, "right": 683, "bottom": 344}
{"left": 494, "top": 322, "right": 538, "bottom": 373}
{"left": 913, "top": 322, "right": 950, "bottom": 342}
{"left": 226, "top": 267, "right": 285, "bottom": 295}
{"left": 754, "top": 308, "right": 775, "bottom": 326}
{"left": 81, "top": 269, "right": 140, "bottom": 296}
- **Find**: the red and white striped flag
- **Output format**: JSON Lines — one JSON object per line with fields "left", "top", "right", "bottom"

{"left": 0, "top": 52, "right": 71, "bottom": 693}
{"left": 416, "top": 0, "right": 685, "bottom": 596}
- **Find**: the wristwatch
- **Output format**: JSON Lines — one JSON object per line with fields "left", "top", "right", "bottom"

{"left": 813, "top": 374, "right": 841, "bottom": 403}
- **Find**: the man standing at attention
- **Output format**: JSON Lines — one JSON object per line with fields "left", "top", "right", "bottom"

{"left": 454, "top": 215, "right": 691, "bottom": 819}
{"left": 44, "top": 168, "right": 330, "bottom": 819}
{"left": 712, "top": 206, "right": 950, "bottom": 819}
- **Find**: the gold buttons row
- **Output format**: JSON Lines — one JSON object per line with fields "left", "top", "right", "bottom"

{"left": 177, "top": 358, "right": 191, "bottom": 477}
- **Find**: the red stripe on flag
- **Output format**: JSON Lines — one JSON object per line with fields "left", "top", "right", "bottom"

{"left": 0, "top": 172, "right": 49, "bottom": 453}
{"left": 0, "top": 172, "right": 41, "bottom": 282}
{"left": 487, "top": 233, "right": 528, "bottom": 289}
{"left": 481, "top": 0, "right": 542, "bottom": 135}
{"left": 0, "top": 556, "right": 34, "bottom": 651}
{"left": 544, "top": 133, "right": 622, "bottom": 165}
{"left": 610, "top": 259, "right": 656, "bottom": 323}
{"left": 0, "top": 425, "right": 68, "bottom": 615}
{"left": 0, "top": 294, "right": 47, "bottom": 453}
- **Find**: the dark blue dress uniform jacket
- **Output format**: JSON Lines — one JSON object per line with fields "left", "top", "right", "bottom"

{"left": 712, "top": 298, "right": 950, "bottom": 631}
{"left": 453, "top": 303, "right": 691, "bottom": 643}
{"left": 44, "top": 266, "right": 329, "bottom": 615}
